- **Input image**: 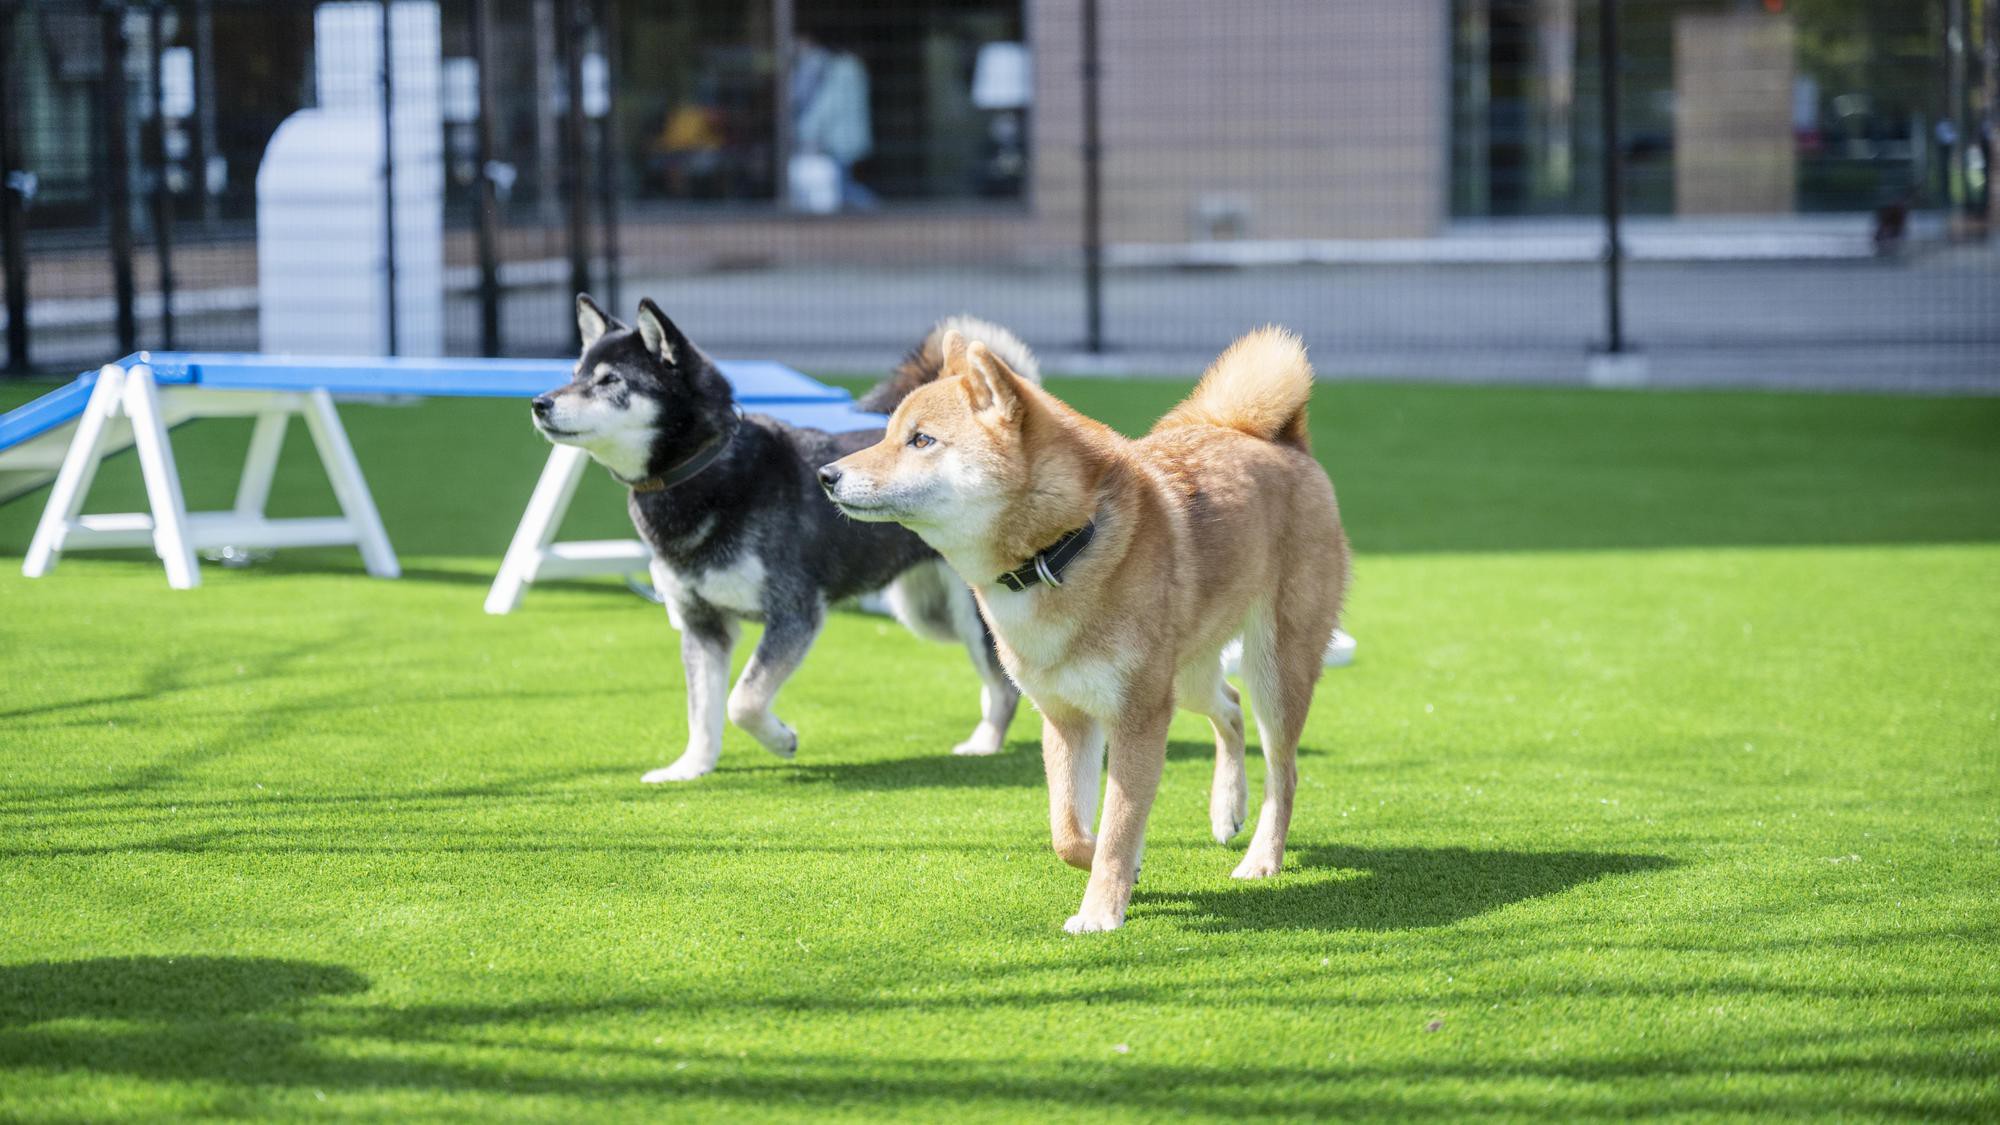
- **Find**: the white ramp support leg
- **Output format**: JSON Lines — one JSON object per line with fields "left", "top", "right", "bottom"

{"left": 22, "top": 368, "right": 404, "bottom": 587}
{"left": 484, "top": 443, "right": 653, "bottom": 614}
{"left": 233, "top": 411, "right": 290, "bottom": 517}
{"left": 23, "top": 366, "right": 127, "bottom": 578}
{"left": 301, "top": 389, "right": 399, "bottom": 578}
{"left": 122, "top": 364, "right": 201, "bottom": 589}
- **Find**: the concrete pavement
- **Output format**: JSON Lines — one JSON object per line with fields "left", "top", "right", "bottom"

{"left": 6, "top": 241, "right": 1995, "bottom": 393}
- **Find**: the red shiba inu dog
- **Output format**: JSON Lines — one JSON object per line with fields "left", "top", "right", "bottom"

{"left": 819, "top": 328, "right": 1349, "bottom": 932}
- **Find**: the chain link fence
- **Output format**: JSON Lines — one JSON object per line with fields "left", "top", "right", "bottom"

{"left": 1, "top": 0, "right": 1995, "bottom": 390}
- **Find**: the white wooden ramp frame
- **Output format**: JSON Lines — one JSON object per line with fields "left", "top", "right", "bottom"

{"left": 483, "top": 443, "right": 653, "bottom": 615}
{"left": 22, "top": 362, "right": 400, "bottom": 589}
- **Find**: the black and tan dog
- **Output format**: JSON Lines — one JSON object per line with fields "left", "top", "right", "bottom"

{"left": 532, "top": 296, "right": 1036, "bottom": 782}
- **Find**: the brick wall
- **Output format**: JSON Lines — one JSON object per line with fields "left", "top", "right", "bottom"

{"left": 1029, "top": 0, "right": 1449, "bottom": 244}
{"left": 1673, "top": 12, "right": 1796, "bottom": 216}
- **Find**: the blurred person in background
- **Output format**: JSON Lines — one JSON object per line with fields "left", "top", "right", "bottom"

{"left": 791, "top": 30, "right": 876, "bottom": 211}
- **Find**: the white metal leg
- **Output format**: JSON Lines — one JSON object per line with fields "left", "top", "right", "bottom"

{"left": 24, "top": 375, "right": 403, "bottom": 587}
{"left": 483, "top": 445, "right": 656, "bottom": 614}
{"left": 233, "top": 411, "right": 290, "bottom": 517}
{"left": 23, "top": 366, "right": 125, "bottom": 578}
{"left": 301, "top": 389, "right": 399, "bottom": 578}
{"left": 485, "top": 443, "right": 590, "bottom": 614}
{"left": 122, "top": 365, "right": 201, "bottom": 590}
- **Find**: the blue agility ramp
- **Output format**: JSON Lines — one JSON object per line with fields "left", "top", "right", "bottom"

{"left": 4, "top": 352, "right": 885, "bottom": 601}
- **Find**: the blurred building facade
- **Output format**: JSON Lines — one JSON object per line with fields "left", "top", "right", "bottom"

{"left": 1, "top": 0, "right": 1994, "bottom": 381}
{"left": 5, "top": 1, "right": 1987, "bottom": 245}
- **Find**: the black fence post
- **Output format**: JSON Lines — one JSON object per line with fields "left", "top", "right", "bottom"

{"left": 595, "top": 0, "right": 621, "bottom": 314}
{"left": 772, "top": 0, "right": 793, "bottom": 211}
{"left": 1, "top": 0, "right": 30, "bottom": 374}
{"left": 470, "top": 0, "right": 502, "bottom": 356}
{"left": 379, "top": 0, "right": 399, "bottom": 356}
{"left": 146, "top": 0, "right": 174, "bottom": 351}
{"left": 101, "top": 0, "right": 137, "bottom": 356}
{"left": 560, "top": 0, "right": 592, "bottom": 330}
{"left": 190, "top": 0, "right": 216, "bottom": 227}
{"left": 1598, "top": 0, "right": 1623, "bottom": 355}
{"left": 1080, "top": 0, "right": 1104, "bottom": 354}
{"left": 466, "top": 0, "right": 500, "bottom": 354}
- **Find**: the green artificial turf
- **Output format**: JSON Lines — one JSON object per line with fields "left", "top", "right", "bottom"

{"left": 1, "top": 377, "right": 1996, "bottom": 1121}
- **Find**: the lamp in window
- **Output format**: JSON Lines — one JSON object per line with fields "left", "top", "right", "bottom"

{"left": 971, "top": 42, "right": 1031, "bottom": 197}
{"left": 971, "top": 42, "right": 1032, "bottom": 111}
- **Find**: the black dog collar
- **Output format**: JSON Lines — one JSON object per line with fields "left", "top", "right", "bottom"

{"left": 995, "top": 522, "right": 1096, "bottom": 593}
{"left": 624, "top": 411, "right": 740, "bottom": 494}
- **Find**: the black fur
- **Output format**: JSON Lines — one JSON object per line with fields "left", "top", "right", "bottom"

{"left": 542, "top": 295, "right": 1019, "bottom": 772}
{"left": 569, "top": 299, "right": 938, "bottom": 614}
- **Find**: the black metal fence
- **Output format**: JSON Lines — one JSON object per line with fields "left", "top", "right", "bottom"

{"left": 1, "top": 0, "right": 1996, "bottom": 391}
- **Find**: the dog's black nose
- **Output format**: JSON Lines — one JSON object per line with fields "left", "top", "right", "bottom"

{"left": 531, "top": 395, "right": 553, "bottom": 417}
{"left": 817, "top": 464, "right": 842, "bottom": 490}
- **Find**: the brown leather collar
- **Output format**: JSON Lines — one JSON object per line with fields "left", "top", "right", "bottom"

{"left": 623, "top": 411, "right": 739, "bottom": 494}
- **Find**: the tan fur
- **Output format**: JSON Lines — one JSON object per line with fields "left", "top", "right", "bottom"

{"left": 1155, "top": 326, "right": 1312, "bottom": 448}
{"left": 822, "top": 327, "right": 1349, "bottom": 932}
{"left": 855, "top": 315, "right": 1042, "bottom": 414}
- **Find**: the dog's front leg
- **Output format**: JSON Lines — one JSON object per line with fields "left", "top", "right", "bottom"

{"left": 725, "top": 601, "right": 823, "bottom": 759}
{"left": 1064, "top": 705, "right": 1170, "bottom": 933}
{"left": 1042, "top": 709, "right": 1103, "bottom": 870}
{"left": 643, "top": 610, "right": 737, "bottom": 783}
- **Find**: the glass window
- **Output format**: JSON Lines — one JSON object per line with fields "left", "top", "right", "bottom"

{"left": 613, "top": 0, "right": 777, "bottom": 204}
{"left": 602, "top": 0, "right": 1030, "bottom": 212}
{"left": 1451, "top": 0, "right": 1961, "bottom": 218}
{"left": 792, "top": 0, "right": 1027, "bottom": 207}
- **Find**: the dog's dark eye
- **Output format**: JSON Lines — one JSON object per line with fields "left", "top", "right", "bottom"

{"left": 907, "top": 432, "right": 936, "bottom": 450}
{"left": 594, "top": 372, "right": 619, "bottom": 388}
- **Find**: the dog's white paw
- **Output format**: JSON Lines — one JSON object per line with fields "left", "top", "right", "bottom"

{"left": 1210, "top": 807, "right": 1245, "bottom": 844}
{"left": 642, "top": 757, "right": 714, "bottom": 783}
{"left": 1231, "top": 853, "right": 1283, "bottom": 879}
{"left": 952, "top": 720, "right": 1007, "bottom": 757}
{"left": 761, "top": 725, "right": 798, "bottom": 760}
{"left": 1208, "top": 788, "right": 1240, "bottom": 840}
{"left": 1063, "top": 907, "right": 1125, "bottom": 934}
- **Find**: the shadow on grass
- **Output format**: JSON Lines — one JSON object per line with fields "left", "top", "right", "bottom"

{"left": 0, "top": 956, "right": 368, "bottom": 1025}
{"left": 785, "top": 740, "right": 1325, "bottom": 790}
{"left": 0, "top": 634, "right": 342, "bottom": 727}
{"left": 0, "top": 547, "right": 643, "bottom": 598}
{"left": 1, "top": 955, "right": 1989, "bottom": 1118}
{"left": 0, "top": 766, "right": 620, "bottom": 830}
{"left": 1141, "top": 844, "right": 1674, "bottom": 932}
{"left": 233, "top": 556, "right": 646, "bottom": 599}
{"left": 784, "top": 741, "right": 1044, "bottom": 789}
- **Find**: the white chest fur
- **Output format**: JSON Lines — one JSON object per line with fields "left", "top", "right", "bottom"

{"left": 659, "top": 552, "right": 768, "bottom": 616}
{"left": 982, "top": 589, "right": 1124, "bottom": 718}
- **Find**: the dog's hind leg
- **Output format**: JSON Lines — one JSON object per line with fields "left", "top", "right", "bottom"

{"left": 726, "top": 599, "right": 823, "bottom": 759}
{"left": 1183, "top": 662, "right": 1247, "bottom": 843}
{"left": 882, "top": 561, "right": 960, "bottom": 642}
{"left": 1042, "top": 707, "right": 1103, "bottom": 871}
{"left": 1232, "top": 600, "right": 1328, "bottom": 878}
{"left": 952, "top": 592, "right": 1020, "bottom": 757}
{"left": 645, "top": 606, "right": 738, "bottom": 783}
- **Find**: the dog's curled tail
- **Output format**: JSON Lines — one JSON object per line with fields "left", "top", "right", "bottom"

{"left": 1156, "top": 326, "right": 1313, "bottom": 448}
{"left": 857, "top": 315, "right": 1042, "bottom": 413}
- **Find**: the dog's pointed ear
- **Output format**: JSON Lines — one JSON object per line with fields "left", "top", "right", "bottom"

{"left": 635, "top": 298, "right": 691, "bottom": 366}
{"left": 577, "top": 293, "right": 615, "bottom": 349}
{"left": 939, "top": 328, "right": 970, "bottom": 375}
{"left": 961, "top": 340, "right": 1022, "bottom": 423}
